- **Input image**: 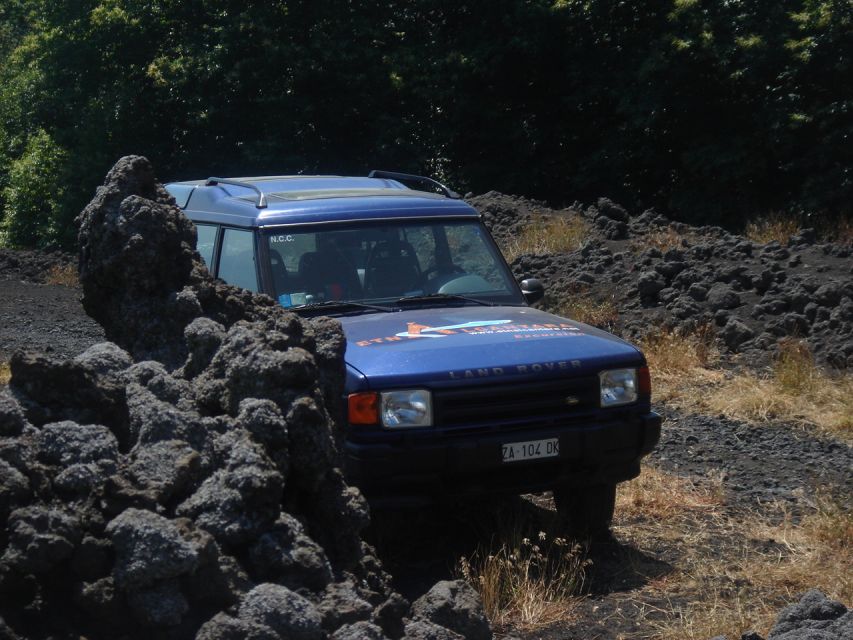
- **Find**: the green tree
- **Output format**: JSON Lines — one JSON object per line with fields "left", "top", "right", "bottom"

{"left": 1, "top": 129, "right": 68, "bottom": 247}
{"left": 0, "top": 0, "right": 849, "bottom": 249}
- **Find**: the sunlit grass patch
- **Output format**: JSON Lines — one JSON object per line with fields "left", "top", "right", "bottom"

{"left": 639, "top": 326, "right": 722, "bottom": 407}
{"left": 641, "top": 330, "right": 851, "bottom": 438}
{"left": 0, "top": 362, "right": 10, "bottom": 386}
{"left": 705, "top": 341, "right": 853, "bottom": 438}
{"left": 745, "top": 212, "right": 852, "bottom": 246}
{"left": 745, "top": 214, "right": 800, "bottom": 245}
{"left": 640, "top": 505, "right": 853, "bottom": 640}
{"left": 774, "top": 339, "right": 819, "bottom": 394}
{"left": 616, "top": 469, "right": 852, "bottom": 640}
{"left": 617, "top": 466, "right": 726, "bottom": 525}
{"left": 801, "top": 492, "right": 853, "bottom": 553}
{"left": 46, "top": 263, "right": 79, "bottom": 287}
{"left": 640, "top": 584, "right": 778, "bottom": 640}
{"left": 502, "top": 214, "right": 589, "bottom": 262}
{"left": 632, "top": 227, "right": 685, "bottom": 253}
{"left": 615, "top": 467, "right": 771, "bottom": 639}
{"left": 641, "top": 325, "right": 718, "bottom": 374}
{"left": 555, "top": 293, "right": 619, "bottom": 331}
{"left": 458, "top": 529, "right": 589, "bottom": 630}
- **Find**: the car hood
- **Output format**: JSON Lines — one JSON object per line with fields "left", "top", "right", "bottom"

{"left": 339, "top": 305, "right": 643, "bottom": 389}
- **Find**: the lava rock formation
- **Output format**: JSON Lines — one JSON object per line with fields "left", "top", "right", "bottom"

{"left": 0, "top": 156, "right": 490, "bottom": 640}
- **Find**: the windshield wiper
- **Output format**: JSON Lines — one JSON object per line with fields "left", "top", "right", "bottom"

{"left": 292, "top": 300, "right": 395, "bottom": 315}
{"left": 394, "top": 293, "right": 496, "bottom": 307}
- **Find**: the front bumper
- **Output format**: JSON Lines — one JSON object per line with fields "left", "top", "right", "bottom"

{"left": 345, "top": 412, "right": 662, "bottom": 508}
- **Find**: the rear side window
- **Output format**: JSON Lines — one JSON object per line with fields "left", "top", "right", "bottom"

{"left": 195, "top": 224, "right": 217, "bottom": 268}
{"left": 218, "top": 228, "right": 257, "bottom": 292}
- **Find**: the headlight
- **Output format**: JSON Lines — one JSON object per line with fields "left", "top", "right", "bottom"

{"left": 599, "top": 368, "right": 638, "bottom": 407}
{"left": 381, "top": 389, "right": 432, "bottom": 428}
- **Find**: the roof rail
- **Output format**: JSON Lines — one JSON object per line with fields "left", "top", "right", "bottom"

{"left": 368, "top": 170, "right": 461, "bottom": 199}
{"left": 205, "top": 177, "right": 268, "bottom": 208}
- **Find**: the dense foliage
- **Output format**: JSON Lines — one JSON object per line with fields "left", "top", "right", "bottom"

{"left": 0, "top": 0, "right": 850, "bottom": 248}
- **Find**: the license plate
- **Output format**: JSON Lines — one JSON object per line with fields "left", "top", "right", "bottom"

{"left": 502, "top": 438, "right": 559, "bottom": 463}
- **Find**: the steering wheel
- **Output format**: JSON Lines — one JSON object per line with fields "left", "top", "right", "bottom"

{"left": 422, "top": 264, "right": 465, "bottom": 281}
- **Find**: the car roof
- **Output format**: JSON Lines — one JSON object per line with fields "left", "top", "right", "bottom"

{"left": 165, "top": 175, "right": 479, "bottom": 227}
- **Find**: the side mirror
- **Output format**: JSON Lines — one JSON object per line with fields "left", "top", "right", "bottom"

{"left": 520, "top": 278, "right": 544, "bottom": 304}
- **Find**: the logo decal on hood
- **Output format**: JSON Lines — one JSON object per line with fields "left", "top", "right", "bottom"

{"left": 354, "top": 320, "right": 583, "bottom": 347}
{"left": 397, "top": 319, "right": 512, "bottom": 338}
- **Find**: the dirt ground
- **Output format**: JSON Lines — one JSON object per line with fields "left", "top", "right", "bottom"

{"left": 0, "top": 277, "right": 104, "bottom": 362}
{"left": 367, "top": 401, "right": 851, "bottom": 639}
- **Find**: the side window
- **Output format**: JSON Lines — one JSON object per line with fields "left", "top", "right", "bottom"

{"left": 195, "top": 224, "right": 217, "bottom": 268}
{"left": 218, "top": 228, "right": 258, "bottom": 292}
{"left": 446, "top": 224, "right": 505, "bottom": 289}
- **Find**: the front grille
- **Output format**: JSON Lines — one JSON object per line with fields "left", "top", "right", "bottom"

{"left": 433, "top": 376, "right": 599, "bottom": 432}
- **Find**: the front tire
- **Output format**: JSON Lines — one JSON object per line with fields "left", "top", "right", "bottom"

{"left": 553, "top": 483, "right": 617, "bottom": 539}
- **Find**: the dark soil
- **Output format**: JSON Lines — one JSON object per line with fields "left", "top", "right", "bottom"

{"left": 0, "top": 277, "right": 105, "bottom": 361}
{"left": 656, "top": 407, "right": 852, "bottom": 517}
{"left": 0, "top": 249, "right": 77, "bottom": 285}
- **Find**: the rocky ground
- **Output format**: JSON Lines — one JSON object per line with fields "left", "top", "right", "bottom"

{"left": 0, "top": 163, "right": 850, "bottom": 640}
{"left": 473, "top": 193, "right": 853, "bottom": 371}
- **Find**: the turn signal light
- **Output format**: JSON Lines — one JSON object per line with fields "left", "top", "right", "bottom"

{"left": 639, "top": 366, "right": 652, "bottom": 395}
{"left": 348, "top": 392, "right": 379, "bottom": 425}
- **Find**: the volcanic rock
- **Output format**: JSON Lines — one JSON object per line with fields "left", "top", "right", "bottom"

{"left": 0, "top": 156, "right": 489, "bottom": 640}
{"left": 472, "top": 192, "right": 852, "bottom": 370}
{"left": 411, "top": 580, "right": 492, "bottom": 640}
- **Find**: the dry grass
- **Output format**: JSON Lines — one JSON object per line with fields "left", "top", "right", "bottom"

{"left": 745, "top": 213, "right": 853, "bottom": 247}
{"left": 745, "top": 214, "right": 800, "bottom": 245}
{"left": 617, "top": 466, "right": 726, "bottom": 523}
{"left": 632, "top": 227, "right": 686, "bottom": 253}
{"left": 617, "top": 331, "right": 852, "bottom": 635}
{"left": 641, "top": 330, "right": 852, "bottom": 438}
{"left": 615, "top": 468, "right": 852, "bottom": 640}
{"left": 503, "top": 214, "right": 589, "bottom": 262}
{"left": 801, "top": 492, "right": 853, "bottom": 553}
{"left": 705, "top": 341, "right": 853, "bottom": 437}
{"left": 639, "top": 326, "right": 723, "bottom": 407}
{"left": 834, "top": 217, "right": 853, "bottom": 245}
{"left": 459, "top": 529, "right": 589, "bottom": 630}
{"left": 467, "top": 465, "right": 852, "bottom": 638}
{"left": 473, "top": 327, "right": 853, "bottom": 638}
{"left": 556, "top": 293, "right": 619, "bottom": 331}
{"left": 45, "top": 263, "right": 79, "bottom": 287}
{"left": 0, "top": 362, "right": 10, "bottom": 386}
{"left": 641, "top": 325, "right": 718, "bottom": 374}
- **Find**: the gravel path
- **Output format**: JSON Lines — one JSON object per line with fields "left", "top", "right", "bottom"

{"left": 0, "top": 276, "right": 105, "bottom": 362}
{"left": 654, "top": 407, "right": 852, "bottom": 515}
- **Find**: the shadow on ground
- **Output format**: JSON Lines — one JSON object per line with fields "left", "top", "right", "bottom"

{"left": 366, "top": 493, "right": 673, "bottom": 605}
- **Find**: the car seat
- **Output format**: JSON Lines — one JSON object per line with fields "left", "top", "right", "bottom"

{"left": 298, "top": 245, "right": 362, "bottom": 300}
{"left": 363, "top": 239, "right": 422, "bottom": 298}
{"left": 269, "top": 248, "right": 289, "bottom": 295}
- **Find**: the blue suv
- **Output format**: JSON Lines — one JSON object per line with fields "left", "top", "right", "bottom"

{"left": 165, "top": 171, "right": 661, "bottom": 534}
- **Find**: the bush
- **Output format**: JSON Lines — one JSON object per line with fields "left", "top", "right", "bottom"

{"left": 0, "top": 130, "right": 70, "bottom": 248}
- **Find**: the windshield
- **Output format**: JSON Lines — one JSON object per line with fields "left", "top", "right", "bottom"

{"left": 264, "top": 220, "right": 524, "bottom": 309}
